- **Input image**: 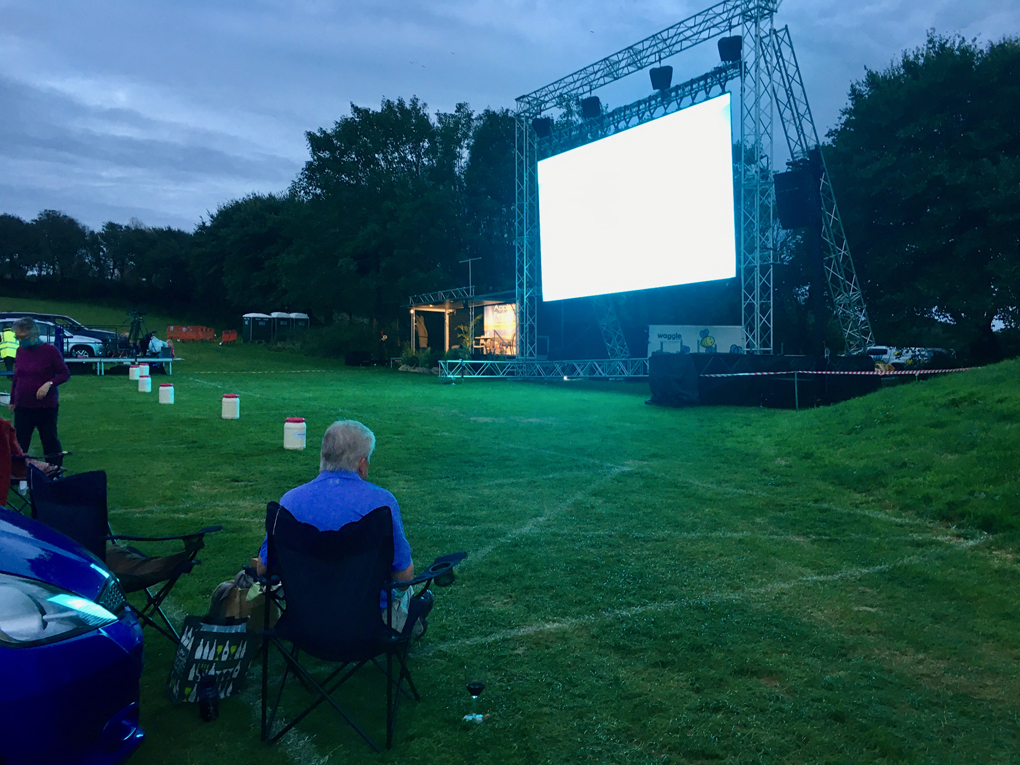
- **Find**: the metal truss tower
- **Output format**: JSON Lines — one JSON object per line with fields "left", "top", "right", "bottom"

{"left": 739, "top": 2, "right": 778, "bottom": 353}
{"left": 514, "top": 118, "right": 540, "bottom": 363}
{"left": 768, "top": 26, "right": 874, "bottom": 353}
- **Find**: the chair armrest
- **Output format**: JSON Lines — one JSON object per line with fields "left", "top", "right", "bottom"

{"left": 391, "top": 551, "right": 467, "bottom": 589}
{"left": 109, "top": 525, "right": 223, "bottom": 543}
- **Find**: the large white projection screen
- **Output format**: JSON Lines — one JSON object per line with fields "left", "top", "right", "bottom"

{"left": 538, "top": 93, "right": 736, "bottom": 302}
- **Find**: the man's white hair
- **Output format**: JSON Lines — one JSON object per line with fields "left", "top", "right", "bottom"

{"left": 320, "top": 420, "right": 376, "bottom": 472}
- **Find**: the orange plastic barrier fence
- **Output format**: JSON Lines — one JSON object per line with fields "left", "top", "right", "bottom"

{"left": 221, "top": 330, "right": 238, "bottom": 344}
{"left": 166, "top": 326, "right": 216, "bottom": 342}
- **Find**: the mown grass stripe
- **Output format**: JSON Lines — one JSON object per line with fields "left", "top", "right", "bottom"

{"left": 419, "top": 536, "right": 989, "bottom": 656}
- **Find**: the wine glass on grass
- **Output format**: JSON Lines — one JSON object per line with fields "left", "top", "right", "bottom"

{"left": 464, "top": 663, "right": 488, "bottom": 721}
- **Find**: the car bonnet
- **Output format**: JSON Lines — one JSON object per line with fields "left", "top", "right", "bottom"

{"left": 0, "top": 511, "right": 111, "bottom": 599}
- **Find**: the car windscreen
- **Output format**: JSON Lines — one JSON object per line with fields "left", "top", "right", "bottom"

{"left": 33, "top": 322, "right": 57, "bottom": 344}
{"left": 51, "top": 316, "right": 87, "bottom": 331}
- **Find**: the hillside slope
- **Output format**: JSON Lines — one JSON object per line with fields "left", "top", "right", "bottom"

{"left": 769, "top": 359, "right": 1019, "bottom": 533}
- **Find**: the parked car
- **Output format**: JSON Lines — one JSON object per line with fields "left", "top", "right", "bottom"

{"left": 0, "top": 317, "right": 110, "bottom": 359}
{"left": 0, "top": 313, "right": 118, "bottom": 358}
{"left": 0, "top": 509, "right": 145, "bottom": 764}
{"left": 866, "top": 345, "right": 954, "bottom": 369}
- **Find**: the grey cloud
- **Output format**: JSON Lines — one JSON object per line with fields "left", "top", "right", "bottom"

{"left": 0, "top": 0, "right": 1016, "bottom": 230}
{"left": 0, "top": 75, "right": 299, "bottom": 229}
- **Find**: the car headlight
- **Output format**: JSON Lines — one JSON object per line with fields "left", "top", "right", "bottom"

{"left": 0, "top": 573, "right": 118, "bottom": 647}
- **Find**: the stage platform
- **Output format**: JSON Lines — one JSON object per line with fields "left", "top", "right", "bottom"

{"left": 649, "top": 353, "right": 881, "bottom": 409}
{"left": 65, "top": 356, "right": 180, "bottom": 376}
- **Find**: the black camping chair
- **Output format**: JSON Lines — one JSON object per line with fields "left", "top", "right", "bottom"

{"left": 257, "top": 501, "right": 465, "bottom": 751}
{"left": 27, "top": 465, "right": 222, "bottom": 643}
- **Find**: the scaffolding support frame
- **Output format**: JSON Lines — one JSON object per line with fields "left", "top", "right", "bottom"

{"left": 506, "top": 0, "right": 869, "bottom": 379}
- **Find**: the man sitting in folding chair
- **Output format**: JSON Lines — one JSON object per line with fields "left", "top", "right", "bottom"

{"left": 256, "top": 420, "right": 434, "bottom": 638}
{"left": 252, "top": 420, "right": 465, "bottom": 751}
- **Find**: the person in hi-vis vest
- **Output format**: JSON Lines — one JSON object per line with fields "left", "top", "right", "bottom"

{"left": 0, "top": 327, "right": 16, "bottom": 373}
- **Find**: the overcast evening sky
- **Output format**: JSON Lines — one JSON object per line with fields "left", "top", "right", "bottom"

{"left": 1, "top": 0, "right": 1017, "bottom": 232}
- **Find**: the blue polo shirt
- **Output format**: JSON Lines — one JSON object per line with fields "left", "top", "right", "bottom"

{"left": 259, "top": 470, "right": 413, "bottom": 574}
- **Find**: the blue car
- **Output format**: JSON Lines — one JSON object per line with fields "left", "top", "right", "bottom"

{"left": 0, "top": 510, "right": 145, "bottom": 764}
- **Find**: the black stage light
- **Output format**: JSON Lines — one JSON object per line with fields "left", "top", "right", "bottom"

{"left": 532, "top": 117, "right": 553, "bottom": 138}
{"left": 718, "top": 35, "right": 742, "bottom": 62}
{"left": 581, "top": 96, "right": 602, "bottom": 120}
{"left": 649, "top": 65, "right": 673, "bottom": 91}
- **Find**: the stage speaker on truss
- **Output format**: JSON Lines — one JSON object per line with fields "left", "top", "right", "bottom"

{"left": 774, "top": 169, "right": 822, "bottom": 230}
{"left": 718, "top": 35, "right": 742, "bottom": 62}
{"left": 649, "top": 65, "right": 673, "bottom": 91}
{"left": 532, "top": 117, "right": 553, "bottom": 138}
{"left": 581, "top": 96, "right": 602, "bottom": 120}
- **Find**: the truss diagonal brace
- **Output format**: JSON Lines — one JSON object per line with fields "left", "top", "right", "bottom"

{"left": 592, "top": 296, "right": 631, "bottom": 360}
{"left": 768, "top": 26, "right": 874, "bottom": 354}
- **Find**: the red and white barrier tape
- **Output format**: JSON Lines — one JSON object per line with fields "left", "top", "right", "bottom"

{"left": 699, "top": 368, "right": 971, "bottom": 378}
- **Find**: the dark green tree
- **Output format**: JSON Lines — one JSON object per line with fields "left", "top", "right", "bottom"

{"left": 291, "top": 97, "right": 474, "bottom": 324}
{"left": 0, "top": 214, "right": 36, "bottom": 280}
{"left": 463, "top": 109, "right": 516, "bottom": 293}
{"left": 134, "top": 227, "right": 195, "bottom": 301}
{"left": 99, "top": 222, "right": 135, "bottom": 282}
{"left": 100, "top": 221, "right": 158, "bottom": 285}
{"left": 825, "top": 32, "right": 1020, "bottom": 359}
{"left": 32, "top": 210, "right": 90, "bottom": 279}
{"left": 191, "top": 193, "right": 294, "bottom": 312}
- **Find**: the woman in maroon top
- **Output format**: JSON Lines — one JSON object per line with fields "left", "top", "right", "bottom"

{"left": 8, "top": 317, "right": 70, "bottom": 466}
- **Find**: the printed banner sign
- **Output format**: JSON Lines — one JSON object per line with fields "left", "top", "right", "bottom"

{"left": 483, "top": 303, "right": 517, "bottom": 338}
{"left": 483, "top": 303, "right": 517, "bottom": 354}
{"left": 648, "top": 325, "right": 746, "bottom": 356}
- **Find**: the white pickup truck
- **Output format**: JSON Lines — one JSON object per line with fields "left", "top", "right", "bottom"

{"left": 866, "top": 345, "right": 954, "bottom": 369}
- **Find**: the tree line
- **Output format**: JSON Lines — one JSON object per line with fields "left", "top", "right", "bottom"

{"left": 1, "top": 32, "right": 1017, "bottom": 361}
{"left": 0, "top": 99, "right": 516, "bottom": 336}
{"left": 823, "top": 32, "right": 1020, "bottom": 360}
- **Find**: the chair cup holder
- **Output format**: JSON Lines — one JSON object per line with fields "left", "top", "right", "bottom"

{"left": 428, "top": 561, "right": 456, "bottom": 587}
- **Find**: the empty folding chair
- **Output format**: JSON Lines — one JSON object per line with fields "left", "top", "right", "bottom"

{"left": 28, "top": 465, "right": 222, "bottom": 643}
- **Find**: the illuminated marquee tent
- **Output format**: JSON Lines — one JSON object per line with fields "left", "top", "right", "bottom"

{"left": 406, "top": 289, "right": 517, "bottom": 356}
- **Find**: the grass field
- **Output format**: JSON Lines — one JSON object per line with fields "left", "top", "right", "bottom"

{"left": 6, "top": 297, "right": 1020, "bottom": 764}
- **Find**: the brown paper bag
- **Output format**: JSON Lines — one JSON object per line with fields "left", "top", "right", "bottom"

{"left": 207, "top": 570, "right": 279, "bottom": 631}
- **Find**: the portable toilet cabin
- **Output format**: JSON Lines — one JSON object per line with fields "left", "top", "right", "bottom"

{"left": 290, "top": 312, "right": 310, "bottom": 330}
{"left": 271, "top": 311, "right": 292, "bottom": 339}
{"left": 242, "top": 313, "right": 273, "bottom": 343}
